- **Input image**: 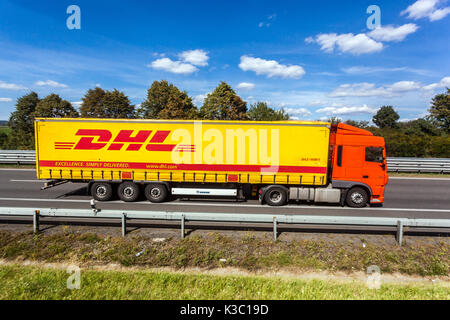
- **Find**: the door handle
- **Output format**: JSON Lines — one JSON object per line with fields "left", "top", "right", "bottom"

{"left": 363, "top": 175, "right": 369, "bottom": 179}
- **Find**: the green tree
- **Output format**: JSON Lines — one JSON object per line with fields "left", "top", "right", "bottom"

{"left": 80, "top": 88, "right": 135, "bottom": 118}
{"left": 247, "top": 102, "right": 289, "bottom": 121}
{"left": 80, "top": 87, "right": 106, "bottom": 117}
{"left": 372, "top": 106, "right": 399, "bottom": 128}
{"left": 428, "top": 88, "right": 450, "bottom": 132}
{"left": 34, "top": 94, "right": 79, "bottom": 118}
{"left": 8, "top": 92, "right": 40, "bottom": 149}
{"left": 327, "top": 117, "right": 342, "bottom": 125}
{"left": 402, "top": 118, "right": 440, "bottom": 136}
{"left": 200, "top": 82, "right": 248, "bottom": 120}
{"left": 101, "top": 89, "right": 135, "bottom": 118}
{"left": 138, "top": 80, "right": 197, "bottom": 119}
{"left": 0, "top": 131, "right": 8, "bottom": 149}
{"left": 344, "top": 120, "right": 370, "bottom": 129}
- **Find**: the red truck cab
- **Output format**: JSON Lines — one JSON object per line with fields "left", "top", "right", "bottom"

{"left": 330, "top": 123, "right": 389, "bottom": 207}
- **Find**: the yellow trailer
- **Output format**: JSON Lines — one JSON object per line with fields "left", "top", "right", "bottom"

{"left": 35, "top": 118, "right": 332, "bottom": 205}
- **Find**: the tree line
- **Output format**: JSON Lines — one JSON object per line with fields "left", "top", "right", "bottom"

{"left": 0, "top": 81, "right": 448, "bottom": 158}
{"left": 343, "top": 89, "right": 450, "bottom": 157}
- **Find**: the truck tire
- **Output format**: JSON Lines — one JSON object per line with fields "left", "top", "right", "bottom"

{"left": 91, "top": 182, "right": 113, "bottom": 201}
{"left": 145, "top": 183, "right": 168, "bottom": 203}
{"left": 346, "top": 187, "right": 368, "bottom": 208}
{"left": 118, "top": 182, "right": 140, "bottom": 202}
{"left": 264, "top": 187, "right": 287, "bottom": 206}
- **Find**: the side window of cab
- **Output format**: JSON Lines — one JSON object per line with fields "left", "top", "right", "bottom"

{"left": 365, "top": 147, "right": 384, "bottom": 163}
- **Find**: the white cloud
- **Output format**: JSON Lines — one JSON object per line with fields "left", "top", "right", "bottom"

{"left": 239, "top": 56, "right": 306, "bottom": 79}
{"left": 35, "top": 80, "right": 68, "bottom": 88}
{"left": 149, "top": 58, "right": 198, "bottom": 75}
{"left": 329, "top": 81, "right": 421, "bottom": 97}
{"left": 401, "top": 0, "right": 450, "bottom": 21}
{"left": 309, "top": 33, "right": 383, "bottom": 55}
{"left": 0, "top": 97, "right": 12, "bottom": 102}
{"left": 284, "top": 107, "right": 312, "bottom": 117}
{"left": 342, "top": 66, "right": 430, "bottom": 75}
{"left": 71, "top": 101, "right": 82, "bottom": 107}
{"left": 179, "top": 49, "right": 209, "bottom": 67}
{"left": 307, "top": 100, "right": 328, "bottom": 106}
{"left": 429, "top": 7, "right": 450, "bottom": 20}
{"left": 0, "top": 81, "right": 27, "bottom": 90}
{"left": 316, "top": 104, "right": 377, "bottom": 115}
{"left": 193, "top": 94, "right": 206, "bottom": 106}
{"left": 367, "top": 24, "right": 418, "bottom": 42}
{"left": 389, "top": 81, "right": 422, "bottom": 92}
{"left": 423, "top": 76, "right": 450, "bottom": 90}
{"left": 259, "top": 14, "right": 276, "bottom": 27}
{"left": 236, "top": 82, "right": 255, "bottom": 90}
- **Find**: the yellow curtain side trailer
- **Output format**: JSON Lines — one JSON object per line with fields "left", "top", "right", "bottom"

{"left": 35, "top": 118, "right": 388, "bottom": 207}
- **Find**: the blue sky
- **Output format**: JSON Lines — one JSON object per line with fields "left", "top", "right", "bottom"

{"left": 0, "top": 0, "right": 449, "bottom": 121}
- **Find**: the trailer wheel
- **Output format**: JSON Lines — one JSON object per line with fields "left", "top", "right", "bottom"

{"left": 144, "top": 184, "right": 168, "bottom": 203}
{"left": 346, "top": 187, "right": 368, "bottom": 208}
{"left": 91, "top": 182, "right": 113, "bottom": 201}
{"left": 264, "top": 187, "right": 287, "bottom": 206}
{"left": 117, "top": 182, "right": 140, "bottom": 202}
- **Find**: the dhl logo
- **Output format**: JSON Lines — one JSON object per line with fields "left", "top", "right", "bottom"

{"left": 55, "top": 129, "right": 196, "bottom": 152}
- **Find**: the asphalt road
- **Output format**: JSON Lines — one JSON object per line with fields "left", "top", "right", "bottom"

{"left": 0, "top": 169, "right": 449, "bottom": 220}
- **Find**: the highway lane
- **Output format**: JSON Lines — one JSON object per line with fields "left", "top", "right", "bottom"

{"left": 0, "top": 169, "right": 449, "bottom": 220}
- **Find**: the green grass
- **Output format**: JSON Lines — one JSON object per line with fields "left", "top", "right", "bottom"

{"left": 0, "top": 231, "right": 448, "bottom": 277}
{"left": 0, "top": 265, "right": 448, "bottom": 300}
{"left": 0, "top": 126, "right": 10, "bottom": 135}
{"left": 0, "top": 164, "right": 35, "bottom": 168}
{"left": 389, "top": 172, "right": 450, "bottom": 178}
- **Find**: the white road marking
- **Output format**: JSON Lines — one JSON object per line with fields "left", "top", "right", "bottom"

{"left": 0, "top": 197, "right": 89, "bottom": 203}
{"left": 9, "top": 180, "right": 48, "bottom": 183}
{"left": 0, "top": 197, "right": 449, "bottom": 213}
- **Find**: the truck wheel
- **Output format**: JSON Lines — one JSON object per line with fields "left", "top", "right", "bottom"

{"left": 144, "top": 184, "right": 168, "bottom": 203}
{"left": 346, "top": 187, "right": 368, "bottom": 208}
{"left": 91, "top": 182, "right": 113, "bottom": 201}
{"left": 264, "top": 187, "right": 287, "bottom": 206}
{"left": 118, "top": 182, "right": 140, "bottom": 202}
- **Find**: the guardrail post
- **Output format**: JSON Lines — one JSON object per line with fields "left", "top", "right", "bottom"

{"left": 396, "top": 220, "right": 404, "bottom": 246}
{"left": 273, "top": 216, "right": 277, "bottom": 241}
{"left": 33, "top": 210, "right": 40, "bottom": 234}
{"left": 122, "top": 213, "right": 127, "bottom": 237}
{"left": 181, "top": 214, "right": 185, "bottom": 239}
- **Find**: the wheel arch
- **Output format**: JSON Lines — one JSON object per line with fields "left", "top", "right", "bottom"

{"left": 332, "top": 180, "right": 373, "bottom": 198}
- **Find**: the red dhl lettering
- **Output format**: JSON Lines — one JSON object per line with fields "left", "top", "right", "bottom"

{"left": 55, "top": 129, "right": 189, "bottom": 152}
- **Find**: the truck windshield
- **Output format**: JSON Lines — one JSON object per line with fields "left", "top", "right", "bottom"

{"left": 365, "top": 147, "right": 384, "bottom": 163}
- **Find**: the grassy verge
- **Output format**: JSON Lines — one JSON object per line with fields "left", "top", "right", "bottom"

{"left": 389, "top": 172, "right": 450, "bottom": 178}
{"left": 0, "top": 231, "right": 448, "bottom": 277}
{"left": 0, "top": 164, "right": 35, "bottom": 169}
{"left": 0, "top": 264, "right": 448, "bottom": 300}
{"left": 0, "top": 126, "right": 10, "bottom": 135}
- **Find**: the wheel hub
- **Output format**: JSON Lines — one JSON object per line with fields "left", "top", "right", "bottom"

{"left": 269, "top": 191, "right": 282, "bottom": 203}
{"left": 123, "top": 186, "right": 134, "bottom": 197}
{"left": 151, "top": 188, "right": 161, "bottom": 198}
{"left": 96, "top": 186, "right": 107, "bottom": 196}
{"left": 351, "top": 192, "right": 364, "bottom": 204}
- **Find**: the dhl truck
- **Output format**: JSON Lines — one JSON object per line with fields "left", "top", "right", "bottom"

{"left": 34, "top": 118, "right": 388, "bottom": 207}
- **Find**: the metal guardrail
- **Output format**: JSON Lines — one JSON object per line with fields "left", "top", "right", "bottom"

{"left": 0, "top": 207, "right": 449, "bottom": 245}
{"left": 0, "top": 150, "right": 36, "bottom": 165}
{"left": 387, "top": 157, "right": 450, "bottom": 173}
{"left": 1, "top": 150, "right": 450, "bottom": 173}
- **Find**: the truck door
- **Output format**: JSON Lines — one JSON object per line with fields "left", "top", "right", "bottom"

{"left": 362, "top": 146, "right": 386, "bottom": 194}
